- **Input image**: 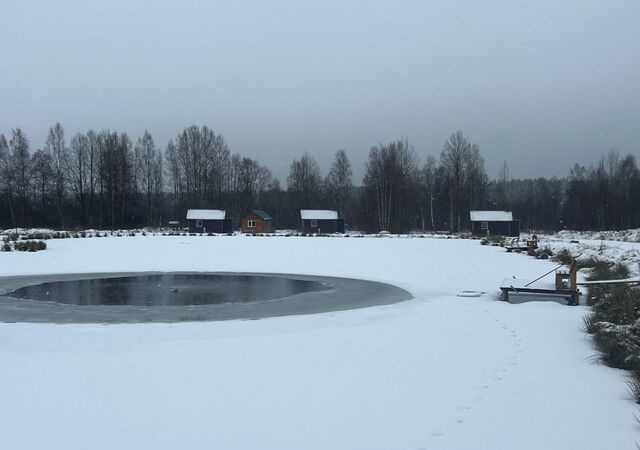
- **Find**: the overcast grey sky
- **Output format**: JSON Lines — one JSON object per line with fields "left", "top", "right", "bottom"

{"left": 1, "top": 0, "right": 639, "bottom": 182}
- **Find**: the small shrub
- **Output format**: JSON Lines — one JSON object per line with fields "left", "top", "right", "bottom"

{"left": 592, "top": 329, "right": 634, "bottom": 369}
{"left": 13, "top": 240, "right": 45, "bottom": 252}
{"left": 2, "top": 242, "right": 11, "bottom": 252}
{"left": 554, "top": 248, "right": 573, "bottom": 265}
{"left": 578, "top": 257, "right": 599, "bottom": 270}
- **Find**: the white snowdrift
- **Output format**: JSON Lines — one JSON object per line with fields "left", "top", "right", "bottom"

{"left": 0, "top": 236, "right": 637, "bottom": 450}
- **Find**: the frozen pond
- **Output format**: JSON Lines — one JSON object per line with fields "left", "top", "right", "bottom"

{"left": 8, "top": 274, "right": 328, "bottom": 306}
{"left": 0, "top": 272, "right": 412, "bottom": 323}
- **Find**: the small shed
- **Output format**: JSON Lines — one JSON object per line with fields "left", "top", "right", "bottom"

{"left": 241, "top": 210, "right": 273, "bottom": 233}
{"left": 300, "top": 210, "right": 345, "bottom": 234}
{"left": 470, "top": 210, "right": 520, "bottom": 237}
{"left": 186, "top": 209, "right": 234, "bottom": 233}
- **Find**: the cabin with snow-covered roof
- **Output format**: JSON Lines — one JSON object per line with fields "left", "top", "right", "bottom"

{"left": 300, "top": 209, "right": 345, "bottom": 234}
{"left": 470, "top": 210, "right": 520, "bottom": 237}
{"left": 186, "top": 209, "right": 234, "bottom": 233}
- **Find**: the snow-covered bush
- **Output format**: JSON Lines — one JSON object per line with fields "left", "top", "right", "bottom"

{"left": 554, "top": 248, "right": 573, "bottom": 265}
{"left": 583, "top": 260, "right": 640, "bottom": 402}
{"left": 13, "top": 240, "right": 47, "bottom": 252}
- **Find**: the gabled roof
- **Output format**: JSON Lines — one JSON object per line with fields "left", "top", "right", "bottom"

{"left": 470, "top": 210, "right": 513, "bottom": 222}
{"left": 300, "top": 209, "right": 338, "bottom": 220}
{"left": 251, "top": 209, "right": 273, "bottom": 221}
{"left": 186, "top": 209, "right": 226, "bottom": 220}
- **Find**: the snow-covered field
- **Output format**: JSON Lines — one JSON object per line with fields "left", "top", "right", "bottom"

{"left": 0, "top": 235, "right": 638, "bottom": 449}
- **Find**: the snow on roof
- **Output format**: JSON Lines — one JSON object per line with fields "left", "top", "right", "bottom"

{"left": 300, "top": 209, "right": 338, "bottom": 220}
{"left": 186, "top": 209, "right": 226, "bottom": 220}
{"left": 470, "top": 210, "right": 513, "bottom": 222}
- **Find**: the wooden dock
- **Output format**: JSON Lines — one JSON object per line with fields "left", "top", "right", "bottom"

{"left": 505, "top": 235, "right": 539, "bottom": 253}
{"left": 500, "top": 259, "right": 580, "bottom": 305}
{"left": 500, "top": 278, "right": 580, "bottom": 305}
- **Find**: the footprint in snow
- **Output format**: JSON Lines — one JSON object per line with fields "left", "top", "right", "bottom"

{"left": 429, "top": 431, "right": 444, "bottom": 437}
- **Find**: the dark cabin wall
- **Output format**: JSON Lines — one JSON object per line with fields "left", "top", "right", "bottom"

{"left": 188, "top": 219, "right": 234, "bottom": 233}
{"left": 471, "top": 220, "right": 520, "bottom": 237}
{"left": 300, "top": 219, "right": 345, "bottom": 233}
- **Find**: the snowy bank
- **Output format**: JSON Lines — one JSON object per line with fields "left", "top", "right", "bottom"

{"left": 0, "top": 236, "right": 637, "bottom": 450}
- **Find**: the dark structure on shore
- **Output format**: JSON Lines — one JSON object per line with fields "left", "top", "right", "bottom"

{"left": 186, "top": 209, "right": 234, "bottom": 233}
{"left": 240, "top": 210, "right": 273, "bottom": 233}
{"left": 470, "top": 210, "right": 520, "bottom": 237}
{"left": 300, "top": 210, "right": 345, "bottom": 234}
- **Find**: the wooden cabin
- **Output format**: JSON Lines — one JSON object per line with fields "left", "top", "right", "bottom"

{"left": 240, "top": 210, "right": 273, "bottom": 233}
{"left": 470, "top": 210, "right": 520, "bottom": 237}
{"left": 300, "top": 210, "right": 345, "bottom": 234}
{"left": 186, "top": 209, "right": 234, "bottom": 233}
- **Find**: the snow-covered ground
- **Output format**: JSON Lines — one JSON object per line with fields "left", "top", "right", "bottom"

{"left": 0, "top": 235, "right": 638, "bottom": 449}
{"left": 536, "top": 230, "right": 640, "bottom": 277}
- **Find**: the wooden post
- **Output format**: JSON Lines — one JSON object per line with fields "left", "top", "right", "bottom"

{"left": 570, "top": 259, "right": 578, "bottom": 292}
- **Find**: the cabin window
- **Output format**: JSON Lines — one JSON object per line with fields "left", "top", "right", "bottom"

{"left": 481, "top": 221, "right": 488, "bottom": 230}
{"left": 195, "top": 219, "right": 203, "bottom": 228}
{"left": 248, "top": 220, "right": 256, "bottom": 228}
{"left": 310, "top": 219, "right": 317, "bottom": 227}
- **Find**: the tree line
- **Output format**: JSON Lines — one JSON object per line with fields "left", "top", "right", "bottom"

{"left": 1, "top": 124, "right": 638, "bottom": 232}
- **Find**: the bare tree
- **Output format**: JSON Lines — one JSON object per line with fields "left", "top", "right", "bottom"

{"left": 31, "top": 149, "right": 53, "bottom": 224}
{"left": 86, "top": 130, "right": 99, "bottom": 227}
{"left": 325, "top": 149, "right": 353, "bottom": 219}
{"left": 287, "top": 152, "right": 322, "bottom": 209}
{"left": 9, "top": 129, "right": 31, "bottom": 226}
{"left": 96, "top": 131, "right": 133, "bottom": 229}
{"left": 496, "top": 160, "right": 510, "bottom": 209}
{"left": 464, "top": 144, "right": 487, "bottom": 212}
{"left": 152, "top": 149, "right": 164, "bottom": 225}
{"left": 363, "top": 138, "right": 417, "bottom": 232}
{"left": 164, "top": 140, "right": 181, "bottom": 220}
{"left": 440, "top": 131, "right": 471, "bottom": 232}
{"left": 44, "top": 123, "right": 68, "bottom": 227}
{"left": 418, "top": 155, "right": 438, "bottom": 231}
{"left": 0, "top": 134, "right": 15, "bottom": 225}
{"left": 172, "top": 125, "right": 230, "bottom": 209}
{"left": 135, "top": 131, "right": 162, "bottom": 225}
{"left": 68, "top": 133, "right": 89, "bottom": 225}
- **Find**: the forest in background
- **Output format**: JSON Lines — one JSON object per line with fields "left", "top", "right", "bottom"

{"left": 1, "top": 124, "right": 638, "bottom": 233}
